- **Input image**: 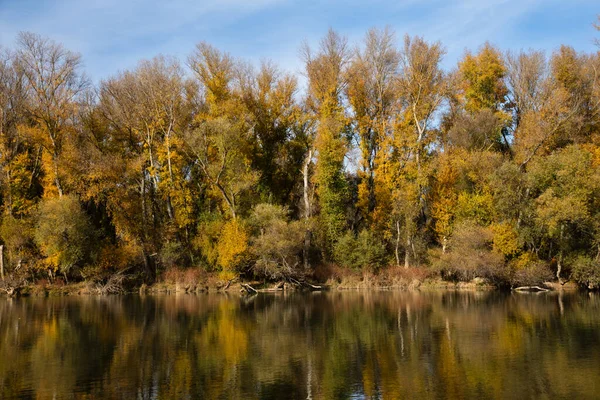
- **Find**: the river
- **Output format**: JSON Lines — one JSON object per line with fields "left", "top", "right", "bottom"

{"left": 1, "top": 291, "right": 599, "bottom": 399}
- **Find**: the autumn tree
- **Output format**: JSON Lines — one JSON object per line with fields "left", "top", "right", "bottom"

{"left": 303, "top": 29, "right": 352, "bottom": 254}
{"left": 0, "top": 47, "right": 41, "bottom": 218}
{"left": 376, "top": 35, "right": 445, "bottom": 267}
{"left": 184, "top": 43, "right": 259, "bottom": 276}
{"left": 513, "top": 47, "right": 600, "bottom": 169}
{"left": 346, "top": 27, "right": 399, "bottom": 223}
{"left": 186, "top": 43, "right": 258, "bottom": 220}
{"left": 88, "top": 56, "right": 199, "bottom": 280}
{"left": 239, "top": 62, "right": 306, "bottom": 207}
{"left": 505, "top": 49, "right": 547, "bottom": 130}
{"left": 527, "top": 145, "right": 600, "bottom": 281}
{"left": 15, "top": 32, "right": 88, "bottom": 198}
{"left": 34, "top": 195, "right": 97, "bottom": 280}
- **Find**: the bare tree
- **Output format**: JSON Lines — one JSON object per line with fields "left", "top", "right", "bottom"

{"left": 16, "top": 32, "right": 89, "bottom": 197}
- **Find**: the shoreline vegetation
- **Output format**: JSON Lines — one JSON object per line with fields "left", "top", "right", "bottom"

{"left": 0, "top": 269, "right": 580, "bottom": 298}
{"left": 2, "top": 19, "right": 600, "bottom": 297}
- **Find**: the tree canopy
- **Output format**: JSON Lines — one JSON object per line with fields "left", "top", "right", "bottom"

{"left": 1, "top": 20, "right": 600, "bottom": 289}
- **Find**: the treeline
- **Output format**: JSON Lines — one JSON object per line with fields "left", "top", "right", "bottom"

{"left": 1, "top": 23, "right": 600, "bottom": 289}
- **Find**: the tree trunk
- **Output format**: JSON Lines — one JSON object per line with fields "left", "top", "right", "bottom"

{"left": 303, "top": 149, "right": 312, "bottom": 270}
{"left": 304, "top": 230, "right": 312, "bottom": 271}
{"left": 557, "top": 224, "right": 564, "bottom": 282}
{"left": 141, "top": 171, "right": 147, "bottom": 231}
{"left": 5, "top": 169, "right": 13, "bottom": 216}
{"left": 395, "top": 220, "right": 401, "bottom": 267}
{"left": 404, "top": 235, "right": 411, "bottom": 269}
{"left": 0, "top": 245, "right": 4, "bottom": 281}
{"left": 165, "top": 128, "right": 175, "bottom": 221}
{"left": 54, "top": 161, "right": 63, "bottom": 197}
{"left": 141, "top": 248, "right": 154, "bottom": 282}
{"left": 241, "top": 283, "right": 258, "bottom": 294}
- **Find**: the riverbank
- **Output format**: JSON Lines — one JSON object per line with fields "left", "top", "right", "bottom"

{"left": 1, "top": 269, "right": 580, "bottom": 297}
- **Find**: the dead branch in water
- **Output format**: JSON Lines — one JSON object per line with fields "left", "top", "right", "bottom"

{"left": 241, "top": 283, "right": 258, "bottom": 294}
{"left": 223, "top": 278, "right": 237, "bottom": 291}
{"left": 513, "top": 285, "right": 550, "bottom": 292}
{"left": 94, "top": 271, "right": 127, "bottom": 295}
{"left": 287, "top": 276, "right": 322, "bottom": 290}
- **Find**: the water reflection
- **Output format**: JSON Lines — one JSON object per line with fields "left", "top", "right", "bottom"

{"left": 1, "top": 291, "right": 599, "bottom": 399}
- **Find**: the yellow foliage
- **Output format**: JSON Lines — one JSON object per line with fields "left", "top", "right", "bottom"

{"left": 217, "top": 219, "right": 248, "bottom": 279}
{"left": 456, "top": 192, "right": 494, "bottom": 225}
{"left": 431, "top": 151, "right": 464, "bottom": 243}
{"left": 40, "top": 151, "right": 61, "bottom": 198}
{"left": 511, "top": 252, "right": 539, "bottom": 270}
{"left": 458, "top": 43, "right": 508, "bottom": 113}
{"left": 492, "top": 222, "right": 520, "bottom": 258}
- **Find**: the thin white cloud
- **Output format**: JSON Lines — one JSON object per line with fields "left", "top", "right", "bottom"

{"left": 0, "top": 0, "right": 596, "bottom": 82}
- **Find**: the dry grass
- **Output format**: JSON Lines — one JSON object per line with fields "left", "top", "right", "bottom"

{"left": 315, "top": 263, "right": 435, "bottom": 290}
{"left": 156, "top": 267, "right": 209, "bottom": 292}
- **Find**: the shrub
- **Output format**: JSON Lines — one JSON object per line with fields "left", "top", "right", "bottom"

{"left": 333, "top": 230, "right": 387, "bottom": 272}
{"left": 159, "top": 241, "right": 183, "bottom": 269}
{"left": 431, "top": 222, "right": 506, "bottom": 283}
{"left": 509, "top": 255, "right": 554, "bottom": 287}
{"left": 492, "top": 222, "right": 520, "bottom": 258}
{"left": 570, "top": 256, "right": 600, "bottom": 289}
{"left": 34, "top": 195, "right": 98, "bottom": 277}
{"left": 248, "top": 204, "right": 305, "bottom": 280}
{"left": 0, "top": 215, "right": 34, "bottom": 272}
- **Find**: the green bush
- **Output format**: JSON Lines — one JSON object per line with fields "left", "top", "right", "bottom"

{"left": 249, "top": 204, "right": 304, "bottom": 280}
{"left": 334, "top": 230, "right": 387, "bottom": 271}
{"left": 34, "top": 195, "right": 98, "bottom": 277}
{"left": 570, "top": 256, "right": 600, "bottom": 289}
{"left": 0, "top": 215, "right": 34, "bottom": 272}
{"left": 159, "top": 241, "right": 183, "bottom": 269}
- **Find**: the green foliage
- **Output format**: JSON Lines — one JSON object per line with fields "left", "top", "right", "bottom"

{"left": 159, "top": 241, "right": 184, "bottom": 269}
{"left": 0, "top": 215, "right": 34, "bottom": 270}
{"left": 334, "top": 230, "right": 387, "bottom": 271}
{"left": 248, "top": 203, "right": 305, "bottom": 279}
{"left": 34, "top": 195, "right": 98, "bottom": 275}
{"left": 570, "top": 256, "right": 600, "bottom": 289}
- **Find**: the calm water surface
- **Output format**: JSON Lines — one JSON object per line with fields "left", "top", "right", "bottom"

{"left": 1, "top": 291, "right": 599, "bottom": 399}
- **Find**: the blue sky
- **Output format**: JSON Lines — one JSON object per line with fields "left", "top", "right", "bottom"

{"left": 0, "top": 0, "right": 598, "bottom": 82}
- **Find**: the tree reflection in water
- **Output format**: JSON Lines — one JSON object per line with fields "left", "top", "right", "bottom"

{"left": 0, "top": 291, "right": 599, "bottom": 399}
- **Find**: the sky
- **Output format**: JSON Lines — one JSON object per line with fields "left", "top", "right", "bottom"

{"left": 0, "top": 0, "right": 598, "bottom": 83}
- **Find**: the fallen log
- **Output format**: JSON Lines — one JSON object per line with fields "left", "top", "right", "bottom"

{"left": 223, "top": 278, "right": 236, "bottom": 291}
{"left": 513, "top": 285, "right": 550, "bottom": 292}
{"left": 258, "top": 282, "right": 285, "bottom": 292}
{"left": 241, "top": 283, "right": 258, "bottom": 294}
{"left": 288, "top": 277, "right": 323, "bottom": 291}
